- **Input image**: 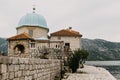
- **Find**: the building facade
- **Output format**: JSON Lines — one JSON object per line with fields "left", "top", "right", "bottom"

{"left": 50, "top": 27, "right": 82, "bottom": 51}
{"left": 7, "top": 10, "right": 82, "bottom": 57}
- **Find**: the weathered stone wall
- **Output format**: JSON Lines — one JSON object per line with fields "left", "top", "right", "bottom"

{"left": 8, "top": 40, "right": 30, "bottom": 56}
{"left": 17, "top": 26, "right": 48, "bottom": 39}
{"left": 0, "top": 56, "right": 61, "bottom": 80}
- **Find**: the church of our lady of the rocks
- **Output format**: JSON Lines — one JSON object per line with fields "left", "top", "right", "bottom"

{"left": 7, "top": 8, "right": 82, "bottom": 58}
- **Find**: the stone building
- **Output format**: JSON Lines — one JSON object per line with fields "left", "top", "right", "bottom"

{"left": 50, "top": 27, "right": 82, "bottom": 51}
{"left": 7, "top": 9, "right": 82, "bottom": 58}
{"left": 7, "top": 33, "right": 34, "bottom": 57}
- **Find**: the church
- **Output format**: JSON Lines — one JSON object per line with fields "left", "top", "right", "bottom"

{"left": 7, "top": 8, "right": 82, "bottom": 58}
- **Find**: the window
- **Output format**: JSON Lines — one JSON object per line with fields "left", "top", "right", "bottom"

{"left": 30, "top": 42, "right": 35, "bottom": 48}
{"left": 14, "top": 44, "right": 25, "bottom": 53}
{"left": 58, "top": 36, "right": 61, "bottom": 40}
{"left": 29, "top": 30, "right": 33, "bottom": 37}
{"left": 65, "top": 43, "right": 70, "bottom": 48}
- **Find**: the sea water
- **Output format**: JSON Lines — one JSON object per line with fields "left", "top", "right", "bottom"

{"left": 86, "top": 61, "right": 120, "bottom": 80}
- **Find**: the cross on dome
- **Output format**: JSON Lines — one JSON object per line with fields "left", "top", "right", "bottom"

{"left": 32, "top": 0, "right": 37, "bottom": 13}
{"left": 33, "top": 5, "right": 36, "bottom": 13}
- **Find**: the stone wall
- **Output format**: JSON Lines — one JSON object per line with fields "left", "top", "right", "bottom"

{"left": 0, "top": 56, "right": 61, "bottom": 80}
{"left": 50, "top": 36, "right": 81, "bottom": 50}
{"left": 8, "top": 40, "right": 30, "bottom": 56}
{"left": 17, "top": 26, "right": 48, "bottom": 39}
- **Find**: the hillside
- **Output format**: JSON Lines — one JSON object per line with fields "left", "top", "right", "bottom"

{"left": 82, "top": 38, "right": 120, "bottom": 60}
{"left": 0, "top": 37, "right": 120, "bottom": 60}
{"left": 0, "top": 38, "right": 8, "bottom": 55}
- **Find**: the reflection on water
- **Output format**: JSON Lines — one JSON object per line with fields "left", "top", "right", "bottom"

{"left": 86, "top": 61, "right": 120, "bottom": 80}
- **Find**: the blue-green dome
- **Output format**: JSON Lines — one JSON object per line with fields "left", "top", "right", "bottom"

{"left": 17, "top": 13, "right": 48, "bottom": 29}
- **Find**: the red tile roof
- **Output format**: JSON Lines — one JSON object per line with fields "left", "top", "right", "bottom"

{"left": 50, "top": 29, "right": 82, "bottom": 37}
{"left": 7, "top": 33, "right": 33, "bottom": 40}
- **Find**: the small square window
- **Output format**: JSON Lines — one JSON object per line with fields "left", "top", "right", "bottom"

{"left": 58, "top": 36, "right": 61, "bottom": 40}
{"left": 29, "top": 30, "right": 33, "bottom": 37}
{"left": 30, "top": 43, "right": 35, "bottom": 48}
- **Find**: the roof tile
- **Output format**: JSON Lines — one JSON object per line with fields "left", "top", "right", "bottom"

{"left": 7, "top": 33, "right": 33, "bottom": 40}
{"left": 50, "top": 29, "right": 82, "bottom": 37}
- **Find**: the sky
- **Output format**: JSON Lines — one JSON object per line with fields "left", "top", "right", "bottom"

{"left": 0, "top": 0, "right": 120, "bottom": 42}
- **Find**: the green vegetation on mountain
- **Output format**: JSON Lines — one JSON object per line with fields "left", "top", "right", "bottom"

{"left": 82, "top": 38, "right": 120, "bottom": 60}
{"left": 0, "top": 37, "right": 120, "bottom": 60}
{"left": 0, "top": 38, "right": 8, "bottom": 55}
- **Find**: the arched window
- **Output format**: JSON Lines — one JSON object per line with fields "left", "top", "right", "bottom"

{"left": 14, "top": 44, "right": 25, "bottom": 53}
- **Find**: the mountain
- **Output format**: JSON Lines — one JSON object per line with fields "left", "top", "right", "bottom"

{"left": 81, "top": 38, "right": 120, "bottom": 60}
{"left": 0, "top": 37, "right": 120, "bottom": 60}
{"left": 0, "top": 38, "right": 8, "bottom": 55}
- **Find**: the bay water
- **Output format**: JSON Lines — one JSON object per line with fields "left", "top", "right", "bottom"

{"left": 86, "top": 61, "right": 120, "bottom": 80}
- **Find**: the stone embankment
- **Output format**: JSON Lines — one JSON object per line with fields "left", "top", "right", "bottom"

{"left": 0, "top": 56, "right": 61, "bottom": 80}
{"left": 63, "top": 65, "right": 116, "bottom": 80}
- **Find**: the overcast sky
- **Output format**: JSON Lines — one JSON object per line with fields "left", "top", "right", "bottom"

{"left": 0, "top": 0, "right": 120, "bottom": 42}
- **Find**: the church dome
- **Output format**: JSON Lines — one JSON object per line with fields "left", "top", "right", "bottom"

{"left": 17, "top": 13, "right": 48, "bottom": 29}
